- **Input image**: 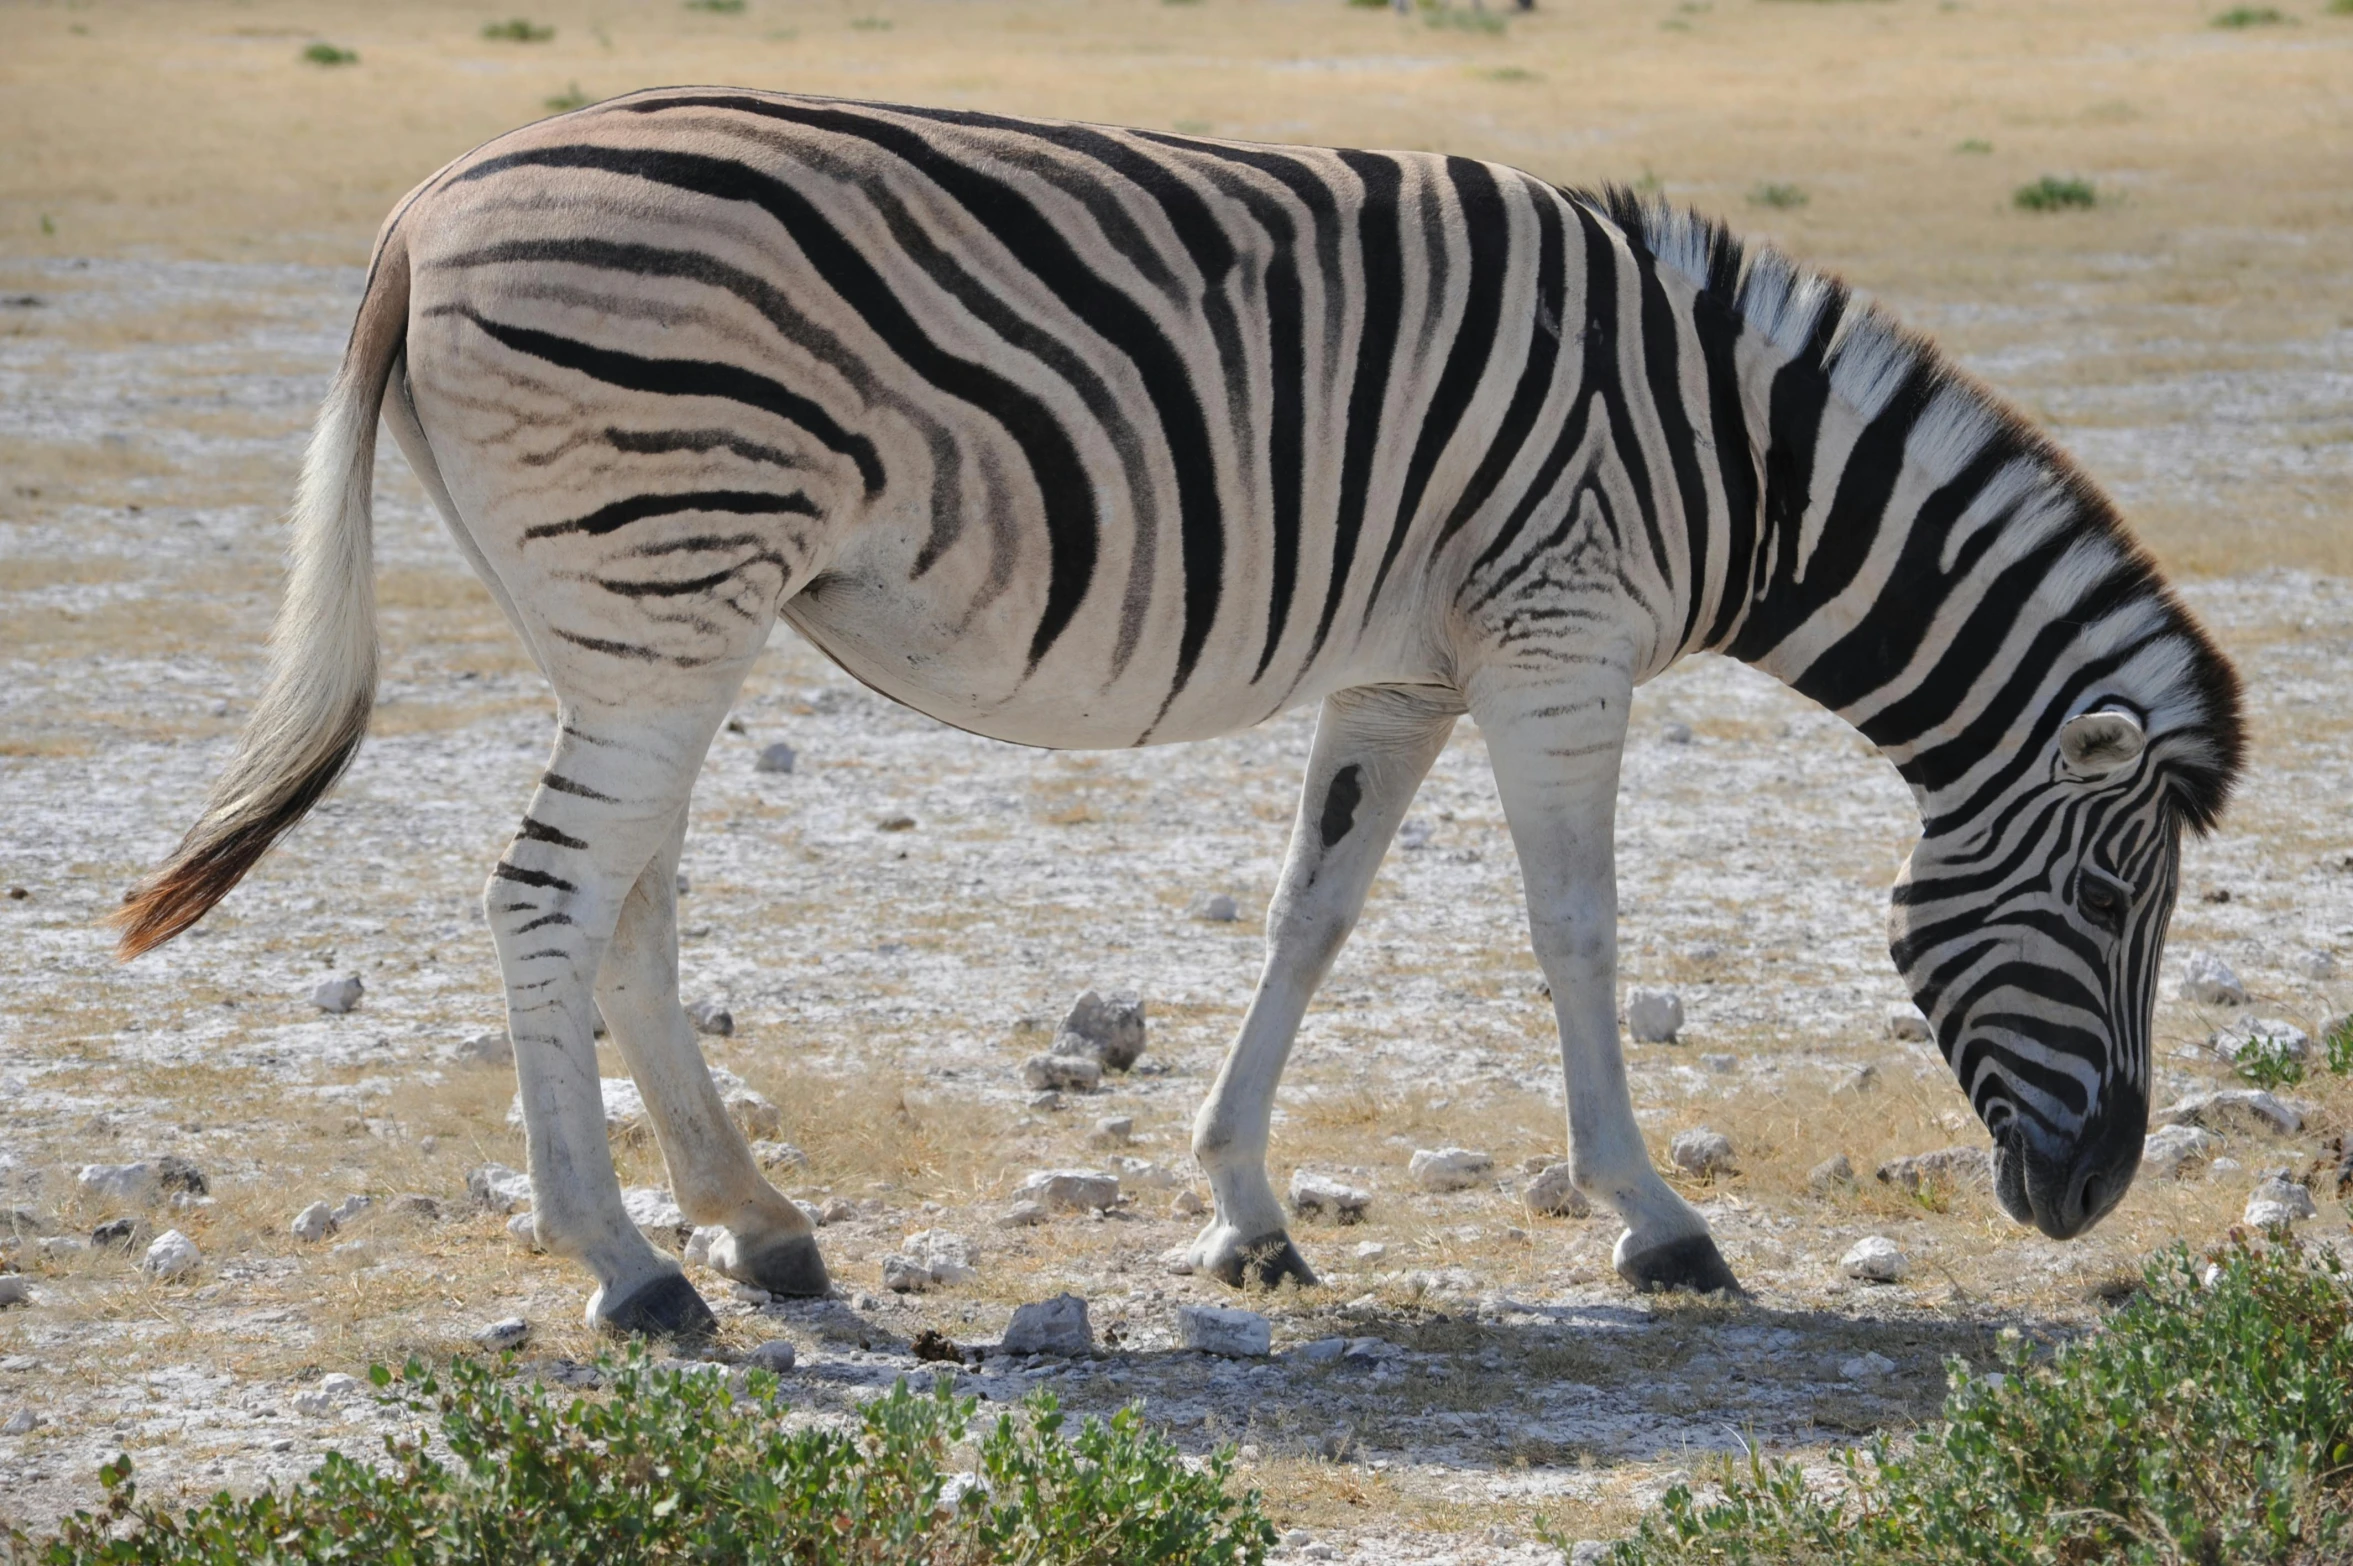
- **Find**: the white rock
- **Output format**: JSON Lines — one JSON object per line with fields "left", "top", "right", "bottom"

{"left": 727, "top": 1282, "right": 770, "bottom": 1306}
{"left": 311, "top": 973, "right": 365, "bottom": 1014}
{"left": 997, "top": 1200, "right": 1048, "bottom": 1228}
{"left": 744, "top": 1339, "right": 797, "bottom": 1373}
{"left": 506, "top": 1212, "right": 541, "bottom": 1249}
{"left": 684, "top": 1226, "right": 723, "bottom": 1268}
{"left": 1088, "top": 1115, "right": 1134, "bottom": 1147}
{"left": 1354, "top": 1241, "right": 1388, "bottom": 1261}
{"left": 1397, "top": 818, "right": 1436, "bottom": 849}
{"left": 0, "top": 1275, "right": 29, "bottom": 1309}
{"left": 2141, "top": 1124, "right": 2222, "bottom": 1179}
{"left": 1885, "top": 1008, "right": 1932, "bottom": 1042}
{"left": 1169, "top": 1189, "right": 1206, "bottom": 1217}
{"left": 621, "top": 1187, "right": 691, "bottom": 1246}
{"left": 1699, "top": 1053, "right": 1738, "bottom": 1074}
{"left": 1670, "top": 1130, "right": 1736, "bottom": 1177}
{"left": 1831, "top": 1064, "right": 1880, "bottom": 1097}
{"left": 1840, "top": 1351, "right": 1897, "bottom": 1381}
{"left": 1112, "top": 1156, "right": 1178, "bottom": 1191}
{"left": 1022, "top": 1053, "right": 1102, "bottom": 1093}
{"left": 754, "top": 742, "right": 796, "bottom": 774}
{"left": 2297, "top": 949, "right": 2339, "bottom": 980}
{"left": 78, "top": 1162, "right": 159, "bottom": 1205}
{"left": 290, "top": 1200, "right": 337, "bottom": 1242}
{"left": 1, "top": 1408, "right": 38, "bottom": 1434}
{"left": 1188, "top": 892, "right": 1240, "bottom": 923}
{"left": 457, "top": 1031, "right": 512, "bottom": 1066}
{"left": 1408, "top": 1147, "right": 1493, "bottom": 1193}
{"left": 1289, "top": 1170, "right": 1372, "bottom": 1224}
{"left": 751, "top": 1141, "right": 810, "bottom": 1172}
{"left": 1299, "top": 1337, "right": 1349, "bottom": 1364}
{"left": 820, "top": 1198, "right": 859, "bottom": 1225}
{"left": 141, "top": 1229, "right": 200, "bottom": 1280}
{"left": 1661, "top": 721, "right": 1694, "bottom": 745}
{"left": 2245, "top": 1179, "right": 2317, "bottom": 1227}
{"left": 1841, "top": 1236, "right": 1908, "bottom": 1283}
{"left": 2208, "top": 1157, "right": 2244, "bottom": 1181}
{"left": 2154, "top": 1089, "right": 2302, "bottom": 1136}
{"left": 881, "top": 1253, "right": 933, "bottom": 1293}
{"left": 1808, "top": 1153, "right": 1856, "bottom": 1194}
{"left": 1015, "top": 1169, "right": 1120, "bottom": 1212}
{"left": 2179, "top": 950, "right": 2245, "bottom": 1006}
{"left": 1875, "top": 1146, "right": 1992, "bottom": 1193}
{"left": 330, "top": 1194, "right": 374, "bottom": 1227}
{"left": 2210, "top": 1016, "right": 2309, "bottom": 1062}
{"left": 1625, "top": 987, "right": 1684, "bottom": 1044}
{"left": 685, "top": 1000, "right": 735, "bottom": 1038}
{"left": 1051, "top": 989, "right": 1148, "bottom": 1070}
{"left": 1177, "top": 1303, "right": 1272, "bottom": 1357}
{"left": 1002, "top": 1292, "right": 1094, "bottom": 1356}
{"left": 467, "top": 1163, "right": 532, "bottom": 1215}
{"left": 883, "top": 1230, "right": 979, "bottom": 1292}
{"left": 1522, "top": 1163, "right": 1590, "bottom": 1218}
{"left": 474, "top": 1317, "right": 530, "bottom": 1350}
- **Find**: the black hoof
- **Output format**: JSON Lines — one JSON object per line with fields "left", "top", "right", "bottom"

{"left": 735, "top": 1232, "right": 832, "bottom": 1298}
{"left": 1207, "top": 1233, "right": 1319, "bottom": 1291}
{"left": 1617, "top": 1235, "right": 1744, "bottom": 1297}
{"left": 599, "top": 1272, "right": 718, "bottom": 1339}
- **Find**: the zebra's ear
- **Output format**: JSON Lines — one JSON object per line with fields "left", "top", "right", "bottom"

{"left": 2058, "top": 710, "right": 2146, "bottom": 778}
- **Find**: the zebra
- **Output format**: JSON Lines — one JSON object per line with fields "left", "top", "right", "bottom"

{"left": 115, "top": 90, "right": 2242, "bottom": 1337}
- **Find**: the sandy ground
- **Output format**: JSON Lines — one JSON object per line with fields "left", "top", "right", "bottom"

{"left": 3, "top": 0, "right": 2352, "bottom": 1557}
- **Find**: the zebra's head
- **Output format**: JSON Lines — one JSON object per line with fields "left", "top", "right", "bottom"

{"left": 1889, "top": 704, "right": 2213, "bottom": 1240}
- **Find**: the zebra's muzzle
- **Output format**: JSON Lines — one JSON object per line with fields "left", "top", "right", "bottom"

{"left": 1997, "top": 1108, "right": 2144, "bottom": 1240}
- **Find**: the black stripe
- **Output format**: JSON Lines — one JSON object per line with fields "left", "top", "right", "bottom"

{"left": 1722, "top": 283, "right": 1844, "bottom": 663}
{"left": 516, "top": 816, "right": 589, "bottom": 850}
{"left": 1567, "top": 204, "right": 1669, "bottom": 581}
{"left": 1623, "top": 226, "right": 1714, "bottom": 652}
{"left": 527, "top": 488, "right": 818, "bottom": 541}
{"left": 541, "top": 772, "right": 615, "bottom": 802}
{"left": 1311, "top": 150, "right": 1407, "bottom": 664}
{"left": 494, "top": 863, "right": 577, "bottom": 893}
{"left": 459, "top": 142, "right": 1099, "bottom": 670}
{"left": 1361, "top": 157, "right": 1507, "bottom": 619}
{"left": 1434, "top": 182, "right": 1565, "bottom": 556}
{"left": 457, "top": 310, "right": 884, "bottom": 495}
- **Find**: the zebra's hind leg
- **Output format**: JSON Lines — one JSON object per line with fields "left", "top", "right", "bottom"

{"left": 1189, "top": 687, "right": 1460, "bottom": 1289}
{"left": 1474, "top": 671, "right": 1742, "bottom": 1298}
{"left": 595, "top": 809, "right": 829, "bottom": 1297}
{"left": 494, "top": 705, "right": 745, "bottom": 1339}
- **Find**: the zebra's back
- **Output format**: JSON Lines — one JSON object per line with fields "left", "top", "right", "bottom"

{"left": 399, "top": 89, "right": 1609, "bottom": 746}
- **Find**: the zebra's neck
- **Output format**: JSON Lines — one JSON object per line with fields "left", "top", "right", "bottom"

{"left": 1609, "top": 197, "right": 2239, "bottom": 836}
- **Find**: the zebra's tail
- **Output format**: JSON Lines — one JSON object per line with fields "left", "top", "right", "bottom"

{"left": 114, "top": 232, "right": 412, "bottom": 959}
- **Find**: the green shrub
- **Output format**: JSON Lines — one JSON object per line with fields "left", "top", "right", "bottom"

{"left": 2325, "top": 1014, "right": 2353, "bottom": 1075}
{"left": 545, "top": 81, "right": 591, "bottom": 111}
{"left": 2213, "top": 5, "right": 2291, "bottom": 23}
{"left": 2331, "top": 0, "right": 2353, "bottom": 15}
{"left": 4, "top": 1348, "right": 1275, "bottom": 1565}
{"left": 1954, "top": 137, "right": 1992, "bottom": 153}
{"left": 481, "top": 18, "right": 554, "bottom": 41}
{"left": 685, "top": 0, "right": 747, "bottom": 11}
{"left": 1574, "top": 1239, "right": 2353, "bottom": 1565}
{"left": 301, "top": 42, "right": 357, "bottom": 65}
{"left": 1749, "top": 182, "right": 1808, "bottom": 209}
{"left": 2014, "top": 175, "right": 2096, "bottom": 210}
{"left": 2233, "top": 1027, "right": 2308, "bottom": 1091}
{"left": 1425, "top": 4, "right": 1508, "bottom": 33}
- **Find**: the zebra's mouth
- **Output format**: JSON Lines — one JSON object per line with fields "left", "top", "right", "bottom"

{"left": 1992, "top": 1128, "right": 2034, "bottom": 1227}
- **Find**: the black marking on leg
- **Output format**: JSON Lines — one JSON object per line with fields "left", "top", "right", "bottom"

{"left": 517, "top": 816, "right": 589, "bottom": 850}
{"left": 598, "top": 1272, "right": 718, "bottom": 1339}
{"left": 734, "top": 1232, "right": 832, "bottom": 1297}
{"left": 494, "top": 863, "right": 577, "bottom": 893}
{"left": 1208, "top": 1232, "right": 1319, "bottom": 1291}
{"left": 542, "top": 771, "right": 616, "bottom": 802}
{"left": 1319, "top": 764, "right": 1364, "bottom": 849}
{"left": 1617, "top": 1235, "right": 1744, "bottom": 1298}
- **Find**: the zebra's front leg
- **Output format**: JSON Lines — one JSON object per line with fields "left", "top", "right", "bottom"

{"left": 495, "top": 710, "right": 740, "bottom": 1339}
{"left": 596, "top": 809, "right": 828, "bottom": 1297}
{"left": 1190, "top": 686, "right": 1459, "bottom": 1289}
{"left": 1476, "top": 672, "right": 1741, "bottom": 1297}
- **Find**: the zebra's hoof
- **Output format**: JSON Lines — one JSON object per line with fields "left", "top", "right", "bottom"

{"left": 721, "top": 1231, "right": 831, "bottom": 1298}
{"left": 1616, "top": 1233, "right": 1744, "bottom": 1298}
{"left": 594, "top": 1271, "right": 718, "bottom": 1340}
{"left": 1196, "top": 1229, "right": 1319, "bottom": 1291}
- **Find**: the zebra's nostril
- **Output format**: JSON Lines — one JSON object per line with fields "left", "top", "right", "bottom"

{"left": 2077, "top": 1170, "right": 2106, "bottom": 1221}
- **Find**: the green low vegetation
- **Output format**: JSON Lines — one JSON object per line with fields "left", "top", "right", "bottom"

{"left": 1566, "top": 1240, "right": 2353, "bottom": 1565}
{"left": 2014, "top": 174, "right": 2097, "bottom": 210}
{"left": 544, "top": 81, "right": 592, "bottom": 111}
{"left": 684, "top": 0, "right": 748, "bottom": 12}
{"left": 1954, "top": 137, "right": 1992, "bottom": 154}
{"left": 480, "top": 18, "right": 555, "bottom": 42}
{"left": 2212, "top": 5, "right": 2292, "bottom": 23}
{"left": 4, "top": 1351, "right": 1274, "bottom": 1565}
{"left": 300, "top": 42, "right": 358, "bottom": 66}
{"left": 1749, "top": 182, "right": 1809, "bottom": 209}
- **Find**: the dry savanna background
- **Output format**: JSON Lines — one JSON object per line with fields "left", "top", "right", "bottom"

{"left": 2, "top": 0, "right": 2351, "bottom": 1559}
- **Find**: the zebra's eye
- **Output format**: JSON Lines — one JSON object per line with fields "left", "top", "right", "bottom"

{"left": 2076, "top": 869, "right": 2130, "bottom": 933}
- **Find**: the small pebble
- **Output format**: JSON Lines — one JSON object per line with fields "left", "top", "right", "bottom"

{"left": 1522, "top": 1162, "right": 1590, "bottom": 1218}
{"left": 475, "top": 1317, "right": 531, "bottom": 1350}
{"left": 290, "top": 1200, "right": 336, "bottom": 1242}
{"left": 1002, "top": 1293, "right": 1094, "bottom": 1356}
{"left": 1408, "top": 1147, "right": 1492, "bottom": 1193}
{"left": 744, "top": 1339, "right": 797, "bottom": 1373}
{"left": 0, "top": 1276, "right": 30, "bottom": 1309}
{"left": 2, "top": 1408, "right": 41, "bottom": 1434}
{"left": 1188, "top": 892, "right": 1240, "bottom": 923}
{"left": 876, "top": 813, "right": 917, "bottom": 832}
{"left": 1661, "top": 721, "right": 1693, "bottom": 744}
{"left": 141, "top": 1229, "right": 201, "bottom": 1280}
{"left": 1177, "top": 1304, "right": 1271, "bottom": 1357}
{"left": 685, "top": 1000, "right": 735, "bottom": 1038}
{"left": 1088, "top": 1115, "right": 1134, "bottom": 1147}
{"left": 1807, "top": 1153, "right": 1856, "bottom": 1194}
{"left": 1885, "top": 1009, "right": 1931, "bottom": 1042}
{"left": 754, "top": 742, "right": 796, "bottom": 774}
{"left": 1840, "top": 1350, "right": 1896, "bottom": 1381}
{"left": 310, "top": 974, "right": 365, "bottom": 1014}
{"left": 1841, "top": 1236, "right": 1908, "bottom": 1283}
{"left": 1669, "top": 1129, "right": 1736, "bottom": 1177}
{"left": 1625, "top": 987, "right": 1684, "bottom": 1044}
{"left": 1169, "top": 1189, "right": 1207, "bottom": 1218}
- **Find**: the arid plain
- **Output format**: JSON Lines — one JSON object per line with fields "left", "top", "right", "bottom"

{"left": 2, "top": 0, "right": 2350, "bottom": 1556}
